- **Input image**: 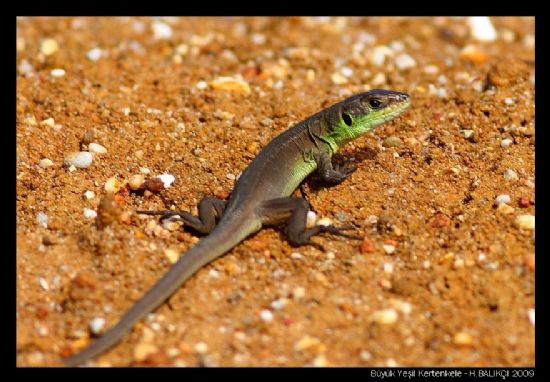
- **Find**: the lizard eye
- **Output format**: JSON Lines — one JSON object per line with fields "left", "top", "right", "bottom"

{"left": 369, "top": 98, "right": 382, "bottom": 108}
{"left": 342, "top": 112, "right": 352, "bottom": 126}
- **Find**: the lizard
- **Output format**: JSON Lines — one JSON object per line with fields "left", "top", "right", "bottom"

{"left": 63, "top": 89, "right": 411, "bottom": 366}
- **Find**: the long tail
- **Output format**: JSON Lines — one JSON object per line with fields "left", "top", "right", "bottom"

{"left": 63, "top": 216, "right": 258, "bottom": 366}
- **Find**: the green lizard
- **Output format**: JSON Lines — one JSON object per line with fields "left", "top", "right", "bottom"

{"left": 64, "top": 89, "right": 411, "bottom": 366}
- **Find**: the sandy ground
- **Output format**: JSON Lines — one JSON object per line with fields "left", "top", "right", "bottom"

{"left": 16, "top": 17, "right": 534, "bottom": 367}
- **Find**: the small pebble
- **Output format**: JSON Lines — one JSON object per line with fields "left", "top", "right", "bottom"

{"left": 467, "top": 16, "right": 497, "bottom": 42}
{"left": 290, "top": 252, "right": 302, "bottom": 260}
{"left": 134, "top": 343, "right": 159, "bottom": 361}
{"left": 40, "top": 117, "right": 55, "bottom": 128}
{"left": 394, "top": 53, "right": 416, "bottom": 70}
{"left": 210, "top": 76, "right": 251, "bottom": 94}
{"left": 496, "top": 203, "right": 514, "bottom": 215}
{"left": 259, "top": 309, "right": 273, "bottom": 322}
{"left": 129, "top": 174, "right": 146, "bottom": 190}
{"left": 494, "top": 194, "right": 511, "bottom": 205}
{"left": 175, "top": 122, "right": 186, "bottom": 132}
{"left": 86, "top": 48, "right": 103, "bottom": 61}
{"left": 371, "top": 308, "right": 398, "bottom": 325}
{"left": 423, "top": 65, "right": 439, "bottom": 75}
{"left": 42, "top": 234, "right": 59, "bottom": 246}
{"left": 527, "top": 308, "right": 535, "bottom": 326}
{"left": 152, "top": 21, "right": 173, "bottom": 40}
{"left": 460, "top": 44, "right": 488, "bottom": 64}
{"left": 518, "top": 196, "right": 531, "bottom": 208}
{"left": 369, "top": 45, "right": 393, "bottom": 66}
{"left": 382, "top": 135, "right": 403, "bottom": 148}
{"left": 513, "top": 214, "right": 535, "bottom": 230}
{"left": 83, "top": 208, "right": 97, "bottom": 219}
{"left": 89, "top": 317, "right": 106, "bottom": 335}
{"left": 453, "top": 331, "right": 474, "bottom": 346}
{"left": 196, "top": 80, "right": 208, "bottom": 90}
{"left": 194, "top": 342, "right": 208, "bottom": 354}
{"left": 251, "top": 33, "right": 266, "bottom": 45}
{"left": 271, "top": 298, "right": 288, "bottom": 310}
{"left": 40, "top": 38, "right": 59, "bottom": 55}
{"left": 157, "top": 174, "right": 175, "bottom": 188}
{"left": 371, "top": 72, "right": 386, "bottom": 86}
{"left": 165, "top": 248, "right": 180, "bottom": 264}
{"left": 340, "top": 66, "right": 353, "bottom": 78}
{"left": 50, "top": 68, "right": 66, "bottom": 77}
{"left": 316, "top": 218, "right": 332, "bottom": 226}
{"left": 38, "top": 277, "right": 49, "bottom": 291}
{"left": 209, "top": 269, "right": 220, "bottom": 279}
{"left": 104, "top": 176, "right": 124, "bottom": 193}
{"left": 504, "top": 97, "right": 515, "bottom": 105}
{"left": 503, "top": 169, "right": 518, "bottom": 181}
{"left": 500, "top": 138, "right": 513, "bottom": 147}
{"left": 359, "top": 351, "right": 372, "bottom": 361}
{"left": 88, "top": 143, "right": 107, "bottom": 154}
{"left": 383, "top": 262, "right": 394, "bottom": 273}
{"left": 36, "top": 212, "right": 48, "bottom": 227}
{"left": 306, "top": 210, "right": 317, "bottom": 229}
{"left": 83, "top": 190, "right": 95, "bottom": 200}
{"left": 326, "top": 251, "right": 335, "bottom": 260}
{"left": 331, "top": 72, "right": 348, "bottom": 85}
{"left": 293, "top": 287, "right": 305, "bottom": 300}
{"left": 294, "top": 336, "right": 325, "bottom": 353}
{"left": 382, "top": 244, "right": 395, "bottom": 255}
{"left": 39, "top": 158, "right": 54, "bottom": 168}
{"left": 64, "top": 151, "right": 93, "bottom": 169}
{"left": 18, "top": 59, "right": 33, "bottom": 74}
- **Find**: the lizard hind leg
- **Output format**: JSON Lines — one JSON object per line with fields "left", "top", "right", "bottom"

{"left": 259, "top": 197, "right": 361, "bottom": 250}
{"left": 137, "top": 197, "right": 226, "bottom": 235}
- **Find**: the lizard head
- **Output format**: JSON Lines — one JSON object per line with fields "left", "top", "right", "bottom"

{"left": 321, "top": 89, "right": 411, "bottom": 150}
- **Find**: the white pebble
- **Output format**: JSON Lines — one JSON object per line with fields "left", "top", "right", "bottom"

{"left": 290, "top": 252, "right": 303, "bottom": 260}
{"left": 394, "top": 53, "right": 416, "bottom": 70}
{"left": 326, "top": 251, "right": 335, "bottom": 260}
{"left": 122, "top": 107, "right": 131, "bottom": 116}
{"left": 501, "top": 138, "right": 513, "bottom": 147}
{"left": 39, "top": 158, "right": 54, "bottom": 168}
{"left": 83, "top": 208, "right": 97, "bottom": 219}
{"left": 196, "top": 80, "right": 208, "bottom": 90}
{"left": 157, "top": 173, "right": 175, "bottom": 188}
{"left": 36, "top": 212, "right": 49, "bottom": 227}
{"left": 503, "top": 169, "right": 518, "bottom": 181}
{"left": 251, "top": 33, "right": 266, "bottom": 45}
{"left": 50, "top": 68, "right": 65, "bottom": 77}
{"left": 437, "top": 74, "right": 447, "bottom": 84}
{"left": 271, "top": 298, "right": 287, "bottom": 310}
{"left": 40, "top": 38, "right": 59, "bottom": 55}
{"left": 40, "top": 117, "right": 55, "bottom": 128}
{"left": 83, "top": 190, "right": 95, "bottom": 200}
{"left": 64, "top": 151, "right": 93, "bottom": 169}
{"left": 523, "top": 34, "right": 535, "bottom": 49}
{"left": 152, "top": 21, "right": 173, "bottom": 40}
{"left": 259, "top": 309, "right": 273, "bottom": 322}
{"left": 316, "top": 217, "right": 332, "bottom": 226}
{"left": 89, "top": 317, "right": 106, "bottom": 335}
{"left": 360, "top": 351, "right": 372, "bottom": 361}
{"left": 194, "top": 342, "right": 208, "bottom": 354}
{"left": 513, "top": 214, "right": 535, "bottom": 230}
{"left": 382, "top": 244, "right": 395, "bottom": 254}
{"left": 371, "top": 308, "right": 398, "bottom": 325}
{"left": 467, "top": 17, "right": 497, "bottom": 42}
{"left": 209, "top": 269, "right": 220, "bottom": 279}
{"left": 527, "top": 308, "right": 535, "bottom": 326}
{"left": 293, "top": 287, "right": 306, "bottom": 300}
{"left": 371, "top": 72, "right": 386, "bottom": 86}
{"left": 38, "top": 277, "right": 49, "bottom": 291}
{"left": 86, "top": 48, "right": 103, "bottom": 61}
{"left": 383, "top": 262, "right": 394, "bottom": 273}
{"left": 140, "top": 167, "right": 151, "bottom": 174}
{"left": 389, "top": 40, "right": 405, "bottom": 52}
{"left": 369, "top": 45, "right": 392, "bottom": 66}
{"left": 423, "top": 65, "right": 439, "bottom": 75}
{"left": 88, "top": 142, "right": 107, "bottom": 154}
{"left": 306, "top": 210, "right": 317, "bottom": 229}
{"left": 18, "top": 59, "right": 33, "bottom": 74}
{"left": 226, "top": 173, "right": 236, "bottom": 180}
{"left": 494, "top": 194, "right": 511, "bottom": 206}
{"left": 504, "top": 97, "right": 515, "bottom": 105}
{"left": 340, "top": 66, "right": 353, "bottom": 78}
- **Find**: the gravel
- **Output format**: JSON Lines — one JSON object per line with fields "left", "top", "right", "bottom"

{"left": 88, "top": 142, "right": 107, "bottom": 154}
{"left": 86, "top": 48, "right": 103, "bottom": 61}
{"left": 467, "top": 17, "right": 497, "bottom": 42}
{"left": 494, "top": 194, "right": 511, "bottom": 205}
{"left": 503, "top": 169, "right": 518, "bottom": 181}
{"left": 89, "top": 317, "right": 106, "bottom": 335}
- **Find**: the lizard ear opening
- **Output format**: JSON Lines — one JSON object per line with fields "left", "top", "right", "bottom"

{"left": 342, "top": 112, "right": 352, "bottom": 126}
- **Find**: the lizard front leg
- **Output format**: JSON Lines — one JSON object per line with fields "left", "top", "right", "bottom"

{"left": 316, "top": 152, "right": 357, "bottom": 185}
